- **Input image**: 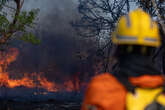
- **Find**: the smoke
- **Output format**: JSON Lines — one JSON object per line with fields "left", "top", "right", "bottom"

{"left": 7, "top": 0, "right": 94, "bottom": 82}
{"left": 23, "top": 0, "right": 78, "bottom": 34}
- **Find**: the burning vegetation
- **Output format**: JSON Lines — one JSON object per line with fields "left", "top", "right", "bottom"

{"left": 0, "top": 48, "right": 87, "bottom": 93}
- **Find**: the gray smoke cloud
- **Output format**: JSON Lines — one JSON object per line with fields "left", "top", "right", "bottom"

{"left": 23, "top": 0, "right": 79, "bottom": 34}
{"left": 7, "top": 0, "right": 94, "bottom": 82}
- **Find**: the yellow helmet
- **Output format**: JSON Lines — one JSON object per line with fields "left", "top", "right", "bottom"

{"left": 112, "top": 8, "right": 161, "bottom": 47}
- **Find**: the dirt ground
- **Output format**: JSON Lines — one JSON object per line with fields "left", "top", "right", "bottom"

{"left": 0, "top": 100, "right": 81, "bottom": 110}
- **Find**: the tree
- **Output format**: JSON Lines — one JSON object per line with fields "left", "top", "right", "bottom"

{"left": 73, "top": 0, "right": 129, "bottom": 43}
{"left": 0, "top": 0, "right": 40, "bottom": 77}
{"left": 72, "top": 0, "right": 132, "bottom": 72}
{"left": 0, "top": 0, "right": 40, "bottom": 51}
{"left": 138, "top": 0, "right": 165, "bottom": 73}
{"left": 73, "top": 0, "right": 165, "bottom": 72}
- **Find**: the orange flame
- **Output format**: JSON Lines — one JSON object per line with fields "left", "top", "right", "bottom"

{"left": 64, "top": 80, "right": 75, "bottom": 92}
{"left": 0, "top": 48, "right": 86, "bottom": 93}
{"left": 37, "top": 76, "right": 59, "bottom": 92}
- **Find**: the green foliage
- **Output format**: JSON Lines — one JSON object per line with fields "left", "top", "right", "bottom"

{"left": 16, "top": 9, "right": 39, "bottom": 31}
{"left": 21, "top": 32, "right": 41, "bottom": 45}
{"left": 18, "top": 9, "right": 40, "bottom": 45}
{"left": 15, "top": 9, "right": 40, "bottom": 45}
{"left": 0, "top": 14, "right": 9, "bottom": 32}
{"left": 0, "top": 0, "right": 40, "bottom": 46}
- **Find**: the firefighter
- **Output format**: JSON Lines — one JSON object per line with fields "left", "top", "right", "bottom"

{"left": 81, "top": 8, "right": 165, "bottom": 110}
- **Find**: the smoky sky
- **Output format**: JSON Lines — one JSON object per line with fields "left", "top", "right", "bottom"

{"left": 23, "top": 0, "right": 78, "bottom": 34}
{"left": 7, "top": 0, "right": 92, "bottom": 82}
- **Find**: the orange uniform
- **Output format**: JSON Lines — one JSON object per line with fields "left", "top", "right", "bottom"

{"left": 81, "top": 73, "right": 164, "bottom": 110}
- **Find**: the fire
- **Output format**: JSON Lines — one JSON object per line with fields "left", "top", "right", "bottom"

{"left": 37, "top": 76, "right": 59, "bottom": 92}
{"left": 0, "top": 73, "right": 34, "bottom": 88}
{"left": 64, "top": 80, "right": 75, "bottom": 92}
{"left": 0, "top": 48, "right": 86, "bottom": 93}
